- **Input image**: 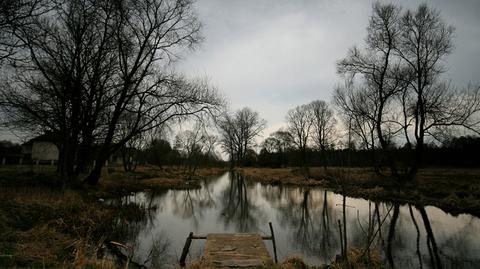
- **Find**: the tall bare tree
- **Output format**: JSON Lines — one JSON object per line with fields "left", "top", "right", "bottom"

{"left": 394, "top": 4, "right": 480, "bottom": 178}
{"left": 336, "top": 2, "right": 480, "bottom": 180}
{"left": 337, "top": 2, "right": 406, "bottom": 176}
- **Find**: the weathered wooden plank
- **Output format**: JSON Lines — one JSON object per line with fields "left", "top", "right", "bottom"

{"left": 203, "top": 233, "right": 273, "bottom": 268}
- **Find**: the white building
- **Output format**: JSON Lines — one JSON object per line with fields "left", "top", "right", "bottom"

{"left": 22, "top": 134, "right": 59, "bottom": 163}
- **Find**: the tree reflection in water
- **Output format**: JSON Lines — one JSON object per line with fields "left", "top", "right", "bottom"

{"left": 170, "top": 178, "right": 217, "bottom": 228}
{"left": 386, "top": 204, "right": 400, "bottom": 268}
{"left": 409, "top": 204, "right": 423, "bottom": 269}
{"left": 383, "top": 204, "right": 444, "bottom": 269}
{"left": 110, "top": 197, "right": 173, "bottom": 267}
{"left": 275, "top": 187, "right": 338, "bottom": 259}
{"left": 418, "top": 206, "right": 442, "bottom": 269}
{"left": 218, "top": 172, "right": 266, "bottom": 232}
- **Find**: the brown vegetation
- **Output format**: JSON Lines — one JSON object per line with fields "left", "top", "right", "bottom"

{"left": 0, "top": 188, "right": 116, "bottom": 267}
{"left": 185, "top": 254, "right": 381, "bottom": 269}
{"left": 96, "top": 165, "right": 226, "bottom": 197}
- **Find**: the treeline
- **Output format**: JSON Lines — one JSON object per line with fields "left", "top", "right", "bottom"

{"left": 256, "top": 136, "right": 480, "bottom": 168}
{"left": 0, "top": 136, "right": 225, "bottom": 169}
{"left": 124, "top": 137, "right": 225, "bottom": 172}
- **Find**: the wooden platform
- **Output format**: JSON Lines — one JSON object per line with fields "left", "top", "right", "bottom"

{"left": 203, "top": 233, "right": 273, "bottom": 268}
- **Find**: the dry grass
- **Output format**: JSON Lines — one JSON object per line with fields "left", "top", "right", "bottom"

{"left": 185, "top": 256, "right": 313, "bottom": 269}
{"left": 236, "top": 167, "right": 324, "bottom": 186}
{"left": 0, "top": 187, "right": 117, "bottom": 268}
{"left": 96, "top": 165, "right": 226, "bottom": 197}
{"left": 328, "top": 249, "right": 382, "bottom": 269}
{"left": 184, "top": 254, "right": 380, "bottom": 269}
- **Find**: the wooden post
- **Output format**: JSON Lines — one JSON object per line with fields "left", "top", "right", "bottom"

{"left": 269, "top": 222, "right": 278, "bottom": 263}
{"left": 338, "top": 219, "right": 344, "bottom": 258}
{"left": 179, "top": 232, "right": 193, "bottom": 267}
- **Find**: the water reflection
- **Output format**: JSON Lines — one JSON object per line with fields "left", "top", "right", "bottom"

{"left": 113, "top": 172, "right": 480, "bottom": 268}
{"left": 275, "top": 188, "right": 337, "bottom": 259}
{"left": 219, "top": 172, "right": 266, "bottom": 231}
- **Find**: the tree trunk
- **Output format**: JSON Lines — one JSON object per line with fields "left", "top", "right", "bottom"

{"left": 320, "top": 145, "right": 328, "bottom": 171}
{"left": 84, "top": 149, "right": 110, "bottom": 185}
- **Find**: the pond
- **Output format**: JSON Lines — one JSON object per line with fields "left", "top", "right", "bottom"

{"left": 110, "top": 172, "right": 480, "bottom": 268}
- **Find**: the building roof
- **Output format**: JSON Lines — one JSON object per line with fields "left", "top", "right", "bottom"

{"left": 23, "top": 132, "right": 60, "bottom": 146}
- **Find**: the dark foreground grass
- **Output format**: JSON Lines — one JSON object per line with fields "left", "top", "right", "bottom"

{"left": 186, "top": 251, "right": 382, "bottom": 269}
{"left": 0, "top": 187, "right": 119, "bottom": 268}
{"left": 238, "top": 166, "right": 480, "bottom": 217}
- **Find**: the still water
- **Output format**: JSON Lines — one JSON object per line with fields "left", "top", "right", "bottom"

{"left": 111, "top": 172, "right": 480, "bottom": 268}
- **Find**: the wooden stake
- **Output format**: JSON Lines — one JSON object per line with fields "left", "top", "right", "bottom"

{"left": 338, "top": 219, "right": 344, "bottom": 258}
{"left": 269, "top": 222, "right": 278, "bottom": 263}
{"left": 179, "top": 232, "right": 193, "bottom": 267}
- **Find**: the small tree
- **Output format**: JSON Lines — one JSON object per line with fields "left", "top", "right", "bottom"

{"left": 217, "top": 107, "right": 266, "bottom": 167}
{"left": 309, "top": 100, "right": 336, "bottom": 170}
{"left": 174, "top": 122, "right": 217, "bottom": 178}
{"left": 333, "top": 80, "right": 380, "bottom": 171}
{"left": 286, "top": 103, "right": 313, "bottom": 171}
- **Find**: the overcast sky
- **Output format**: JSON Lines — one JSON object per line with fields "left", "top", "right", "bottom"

{"left": 177, "top": 0, "right": 480, "bottom": 138}
{"left": 1, "top": 0, "right": 479, "bottom": 143}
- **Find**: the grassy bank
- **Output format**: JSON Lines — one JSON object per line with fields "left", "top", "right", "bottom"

{"left": 237, "top": 167, "right": 480, "bottom": 217}
{"left": 95, "top": 165, "right": 226, "bottom": 198}
{"left": 0, "top": 165, "right": 226, "bottom": 268}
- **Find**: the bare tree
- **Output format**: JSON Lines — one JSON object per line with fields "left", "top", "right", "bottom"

{"left": 309, "top": 100, "right": 336, "bottom": 170}
{"left": 337, "top": 2, "right": 406, "bottom": 176}
{"left": 286, "top": 103, "right": 313, "bottom": 170}
{"left": 0, "top": 0, "right": 223, "bottom": 186}
{"left": 335, "top": 2, "right": 480, "bottom": 179}
{"left": 333, "top": 80, "right": 380, "bottom": 172}
{"left": 261, "top": 129, "right": 293, "bottom": 153}
{"left": 260, "top": 129, "right": 294, "bottom": 167}
{"left": 395, "top": 4, "right": 480, "bottom": 178}
{"left": 0, "top": 0, "right": 46, "bottom": 63}
{"left": 271, "top": 129, "right": 294, "bottom": 152}
{"left": 217, "top": 113, "right": 238, "bottom": 168}
{"left": 217, "top": 107, "right": 266, "bottom": 167}
{"left": 175, "top": 124, "right": 216, "bottom": 179}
